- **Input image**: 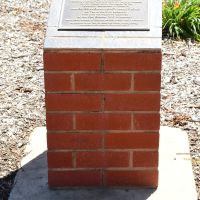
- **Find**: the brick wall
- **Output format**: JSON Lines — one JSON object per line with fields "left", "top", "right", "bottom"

{"left": 44, "top": 50, "right": 161, "bottom": 188}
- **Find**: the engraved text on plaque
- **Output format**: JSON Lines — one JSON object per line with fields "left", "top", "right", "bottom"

{"left": 59, "top": 0, "right": 149, "bottom": 30}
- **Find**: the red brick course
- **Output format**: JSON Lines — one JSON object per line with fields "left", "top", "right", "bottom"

{"left": 76, "top": 113, "right": 132, "bottom": 130}
{"left": 46, "top": 114, "right": 73, "bottom": 131}
{"left": 134, "top": 73, "right": 161, "bottom": 91}
{"left": 45, "top": 73, "right": 71, "bottom": 91}
{"left": 105, "top": 170, "right": 158, "bottom": 187}
{"left": 104, "top": 94, "right": 160, "bottom": 111}
{"left": 47, "top": 133, "right": 103, "bottom": 150}
{"left": 48, "top": 152, "right": 73, "bottom": 168}
{"left": 134, "top": 113, "right": 160, "bottom": 130}
{"left": 76, "top": 151, "right": 130, "bottom": 168}
{"left": 104, "top": 52, "right": 161, "bottom": 71}
{"left": 44, "top": 50, "right": 161, "bottom": 187}
{"left": 75, "top": 73, "right": 131, "bottom": 91}
{"left": 44, "top": 52, "right": 101, "bottom": 71}
{"left": 105, "top": 133, "right": 159, "bottom": 149}
{"left": 133, "top": 151, "right": 159, "bottom": 167}
{"left": 46, "top": 94, "right": 101, "bottom": 111}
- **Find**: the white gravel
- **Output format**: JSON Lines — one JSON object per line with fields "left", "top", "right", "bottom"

{"left": 161, "top": 39, "right": 200, "bottom": 199}
{"left": 0, "top": 1, "right": 49, "bottom": 199}
{"left": 0, "top": 0, "right": 199, "bottom": 200}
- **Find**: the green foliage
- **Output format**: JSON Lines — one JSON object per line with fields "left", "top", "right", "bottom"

{"left": 162, "top": 0, "right": 200, "bottom": 41}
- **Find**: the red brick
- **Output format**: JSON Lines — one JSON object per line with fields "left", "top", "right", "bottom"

{"left": 47, "top": 133, "right": 103, "bottom": 150}
{"left": 76, "top": 151, "right": 129, "bottom": 168}
{"left": 46, "top": 94, "right": 101, "bottom": 111}
{"left": 44, "top": 52, "right": 101, "bottom": 71}
{"left": 133, "top": 151, "right": 158, "bottom": 167}
{"left": 48, "top": 170, "right": 102, "bottom": 187}
{"left": 105, "top": 133, "right": 159, "bottom": 149}
{"left": 44, "top": 73, "right": 71, "bottom": 91}
{"left": 134, "top": 73, "right": 161, "bottom": 91}
{"left": 76, "top": 114, "right": 131, "bottom": 130}
{"left": 75, "top": 74, "right": 131, "bottom": 91}
{"left": 104, "top": 170, "right": 158, "bottom": 187}
{"left": 46, "top": 114, "right": 73, "bottom": 131}
{"left": 48, "top": 152, "right": 72, "bottom": 168}
{"left": 134, "top": 113, "right": 160, "bottom": 130}
{"left": 104, "top": 52, "right": 161, "bottom": 71}
{"left": 104, "top": 94, "right": 160, "bottom": 111}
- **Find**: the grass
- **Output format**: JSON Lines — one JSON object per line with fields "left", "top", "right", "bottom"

{"left": 162, "top": 0, "right": 200, "bottom": 41}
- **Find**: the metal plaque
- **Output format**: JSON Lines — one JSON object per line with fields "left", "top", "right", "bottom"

{"left": 58, "top": 0, "right": 149, "bottom": 30}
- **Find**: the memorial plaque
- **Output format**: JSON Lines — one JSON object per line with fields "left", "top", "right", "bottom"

{"left": 58, "top": 0, "right": 149, "bottom": 30}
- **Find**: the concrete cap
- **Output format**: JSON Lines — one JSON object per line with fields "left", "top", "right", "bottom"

{"left": 44, "top": 0, "right": 162, "bottom": 50}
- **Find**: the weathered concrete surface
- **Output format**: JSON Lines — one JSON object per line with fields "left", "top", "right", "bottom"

{"left": 9, "top": 126, "right": 197, "bottom": 200}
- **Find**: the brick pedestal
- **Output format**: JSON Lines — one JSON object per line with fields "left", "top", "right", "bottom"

{"left": 44, "top": 0, "right": 162, "bottom": 188}
{"left": 44, "top": 50, "right": 161, "bottom": 187}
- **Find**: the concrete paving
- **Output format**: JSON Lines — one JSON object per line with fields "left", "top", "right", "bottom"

{"left": 9, "top": 126, "right": 197, "bottom": 200}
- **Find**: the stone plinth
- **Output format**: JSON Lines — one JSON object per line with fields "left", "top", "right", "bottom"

{"left": 44, "top": 0, "right": 162, "bottom": 188}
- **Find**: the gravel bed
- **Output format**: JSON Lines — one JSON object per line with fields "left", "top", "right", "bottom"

{"left": 0, "top": 0, "right": 199, "bottom": 200}
{"left": 161, "top": 39, "right": 200, "bottom": 199}
{"left": 0, "top": 1, "right": 49, "bottom": 199}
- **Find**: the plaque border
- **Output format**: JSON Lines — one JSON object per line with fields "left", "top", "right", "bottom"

{"left": 58, "top": 0, "right": 150, "bottom": 31}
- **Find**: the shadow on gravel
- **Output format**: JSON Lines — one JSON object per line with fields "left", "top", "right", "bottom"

{"left": 0, "top": 171, "right": 17, "bottom": 200}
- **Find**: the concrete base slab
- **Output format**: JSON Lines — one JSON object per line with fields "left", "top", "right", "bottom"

{"left": 9, "top": 126, "right": 197, "bottom": 200}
